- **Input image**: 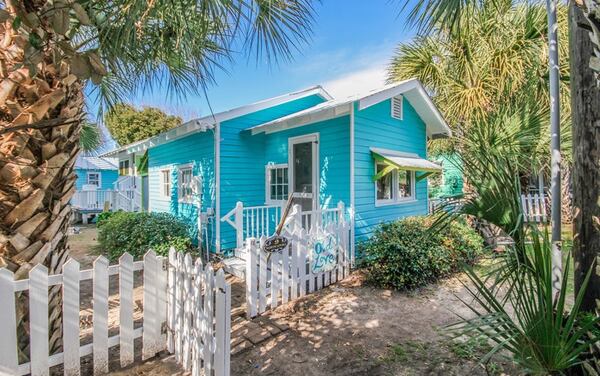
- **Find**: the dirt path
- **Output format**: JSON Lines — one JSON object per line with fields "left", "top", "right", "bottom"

{"left": 229, "top": 272, "right": 516, "bottom": 376}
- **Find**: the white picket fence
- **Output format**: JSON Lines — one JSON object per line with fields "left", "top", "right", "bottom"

{"left": 167, "top": 250, "right": 231, "bottom": 376}
{"left": 0, "top": 249, "right": 230, "bottom": 376}
{"left": 521, "top": 193, "right": 548, "bottom": 223}
{"left": 245, "top": 219, "right": 351, "bottom": 318}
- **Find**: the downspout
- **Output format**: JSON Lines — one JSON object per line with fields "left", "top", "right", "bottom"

{"left": 215, "top": 122, "right": 221, "bottom": 253}
{"left": 350, "top": 103, "right": 355, "bottom": 266}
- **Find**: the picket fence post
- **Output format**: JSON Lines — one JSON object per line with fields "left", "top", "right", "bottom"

{"left": 63, "top": 259, "right": 80, "bottom": 375}
{"left": 119, "top": 253, "right": 134, "bottom": 368}
{"left": 235, "top": 202, "right": 244, "bottom": 249}
{"left": 93, "top": 257, "right": 109, "bottom": 375}
{"left": 0, "top": 269, "right": 18, "bottom": 376}
{"left": 246, "top": 238, "right": 258, "bottom": 319}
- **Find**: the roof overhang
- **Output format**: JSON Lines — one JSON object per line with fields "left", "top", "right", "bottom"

{"left": 371, "top": 147, "right": 442, "bottom": 174}
{"left": 358, "top": 80, "right": 451, "bottom": 138}
{"left": 101, "top": 85, "right": 332, "bottom": 158}
{"left": 247, "top": 79, "right": 452, "bottom": 137}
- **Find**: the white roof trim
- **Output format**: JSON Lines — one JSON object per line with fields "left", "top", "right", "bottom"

{"left": 248, "top": 79, "right": 451, "bottom": 137}
{"left": 101, "top": 85, "right": 332, "bottom": 157}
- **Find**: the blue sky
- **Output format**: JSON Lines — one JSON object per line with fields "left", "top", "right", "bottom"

{"left": 91, "top": 0, "right": 418, "bottom": 149}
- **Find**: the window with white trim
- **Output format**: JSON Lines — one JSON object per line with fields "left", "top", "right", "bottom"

{"left": 266, "top": 164, "right": 289, "bottom": 203}
{"left": 119, "top": 159, "right": 130, "bottom": 176}
{"left": 178, "top": 166, "right": 194, "bottom": 203}
{"left": 375, "top": 163, "right": 415, "bottom": 205}
{"left": 87, "top": 172, "right": 100, "bottom": 187}
{"left": 160, "top": 169, "right": 171, "bottom": 198}
{"left": 391, "top": 95, "right": 403, "bottom": 120}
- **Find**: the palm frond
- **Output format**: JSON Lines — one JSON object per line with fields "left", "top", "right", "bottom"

{"left": 79, "top": 122, "right": 102, "bottom": 152}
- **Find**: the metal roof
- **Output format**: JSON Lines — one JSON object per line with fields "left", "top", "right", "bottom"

{"left": 246, "top": 79, "right": 452, "bottom": 137}
{"left": 101, "top": 85, "right": 332, "bottom": 157}
{"left": 74, "top": 156, "right": 118, "bottom": 170}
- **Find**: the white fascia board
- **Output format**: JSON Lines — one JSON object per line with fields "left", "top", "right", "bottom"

{"left": 101, "top": 85, "right": 332, "bottom": 158}
{"left": 252, "top": 103, "right": 352, "bottom": 135}
{"left": 358, "top": 79, "right": 452, "bottom": 138}
{"left": 357, "top": 79, "right": 419, "bottom": 111}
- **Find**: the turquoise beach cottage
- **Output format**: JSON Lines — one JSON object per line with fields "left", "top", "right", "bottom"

{"left": 74, "top": 156, "right": 119, "bottom": 191}
{"left": 102, "top": 79, "right": 451, "bottom": 255}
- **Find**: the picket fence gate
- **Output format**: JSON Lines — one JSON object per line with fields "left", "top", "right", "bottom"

{"left": 521, "top": 193, "right": 548, "bottom": 223}
{"left": 0, "top": 248, "right": 230, "bottom": 376}
{"left": 245, "top": 220, "right": 351, "bottom": 318}
{"left": 167, "top": 250, "right": 231, "bottom": 376}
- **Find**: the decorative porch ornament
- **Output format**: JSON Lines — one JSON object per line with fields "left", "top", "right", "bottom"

{"left": 262, "top": 235, "right": 289, "bottom": 254}
{"left": 262, "top": 194, "right": 295, "bottom": 255}
{"left": 310, "top": 228, "right": 338, "bottom": 274}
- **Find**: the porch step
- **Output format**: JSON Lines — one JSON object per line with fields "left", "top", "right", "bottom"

{"left": 222, "top": 257, "right": 246, "bottom": 280}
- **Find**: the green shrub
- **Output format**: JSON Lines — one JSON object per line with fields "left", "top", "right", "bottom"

{"left": 359, "top": 216, "right": 484, "bottom": 290}
{"left": 96, "top": 210, "right": 120, "bottom": 228}
{"left": 98, "top": 211, "right": 192, "bottom": 261}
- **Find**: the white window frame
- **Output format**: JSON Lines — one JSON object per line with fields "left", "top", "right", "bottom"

{"left": 374, "top": 162, "right": 416, "bottom": 207}
{"left": 288, "top": 133, "right": 320, "bottom": 211}
{"left": 119, "top": 159, "right": 130, "bottom": 176}
{"left": 177, "top": 164, "right": 194, "bottom": 204}
{"left": 160, "top": 169, "right": 171, "bottom": 198}
{"left": 86, "top": 171, "right": 101, "bottom": 187}
{"left": 391, "top": 95, "right": 403, "bottom": 120}
{"left": 265, "top": 163, "right": 289, "bottom": 205}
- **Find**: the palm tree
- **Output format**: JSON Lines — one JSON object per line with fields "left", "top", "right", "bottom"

{"left": 401, "top": 0, "right": 599, "bottom": 314}
{"left": 0, "top": 0, "right": 315, "bottom": 356}
{"left": 389, "top": 2, "right": 573, "bottom": 234}
{"left": 389, "top": 2, "right": 570, "bottom": 145}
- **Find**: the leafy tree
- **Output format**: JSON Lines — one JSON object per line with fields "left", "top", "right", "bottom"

{"left": 388, "top": 1, "right": 571, "bottom": 165}
{"left": 0, "top": 0, "right": 315, "bottom": 357}
{"left": 105, "top": 103, "right": 182, "bottom": 145}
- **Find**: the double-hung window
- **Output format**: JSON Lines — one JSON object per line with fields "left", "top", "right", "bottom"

{"left": 119, "top": 159, "right": 130, "bottom": 176}
{"left": 87, "top": 172, "right": 100, "bottom": 187}
{"left": 160, "top": 169, "right": 171, "bottom": 198}
{"left": 375, "top": 162, "right": 415, "bottom": 205}
{"left": 178, "top": 166, "right": 194, "bottom": 203}
{"left": 265, "top": 164, "right": 289, "bottom": 204}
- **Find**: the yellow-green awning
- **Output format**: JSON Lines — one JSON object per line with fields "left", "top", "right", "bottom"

{"left": 371, "top": 147, "right": 442, "bottom": 181}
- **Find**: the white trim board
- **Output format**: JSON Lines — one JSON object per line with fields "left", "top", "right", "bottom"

{"left": 215, "top": 122, "right": 221, "bottom": 252}
{"left": 101, "top": 86, "right": 332, "bottom": 158}
{"left": 287, "top": 133, "right": 320, "bottom": 211}
{"left": 248, "top": 79, "right": 451, "bottom": 138}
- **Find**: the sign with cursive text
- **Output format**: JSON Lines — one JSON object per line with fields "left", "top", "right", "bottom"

{"left": 310, "top": 232, "right": 338, "bottom": 274}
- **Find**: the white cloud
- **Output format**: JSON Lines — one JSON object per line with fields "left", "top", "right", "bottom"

{"left": 322, "top": 64, "right": 388, "bottom": 99}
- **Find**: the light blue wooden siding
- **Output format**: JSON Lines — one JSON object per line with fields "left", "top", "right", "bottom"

{"left": 75, "top": 169, "right": 118, "bottom": 190}
{"left": 354, "top": 98, "right": 429, "bottom": 241}
{"left": 263, "top": 116, "right": 350, "bottom": 209}
{"left": 148, "top": 131, "right": 216, "bottom": 250}
{"left": 219, "top": 94, "right": 326, "bottom": 250}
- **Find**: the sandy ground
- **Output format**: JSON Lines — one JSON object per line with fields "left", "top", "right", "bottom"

{"left": 67, "top": 226, "right": 517, "bottom": 376}
{"left": 229, "top": 272, "right": 516, "bottom": 376}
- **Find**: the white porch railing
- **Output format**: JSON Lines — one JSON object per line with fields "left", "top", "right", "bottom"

{"left": 71, "top": 189, "right": 116, "bottom": 210}
{"left": 521, "top": 193, "right": 549, "bottom": 223}
{"left": 72, "top": 188, "right": 140, "bottom": 212}
{"left": 221, "top": 201, "right": 345, "bottom": 250}
{"left": 114, "top": 175, "right": 140, "bottom": 191}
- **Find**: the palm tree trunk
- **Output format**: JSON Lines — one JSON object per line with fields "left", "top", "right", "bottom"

{"left": 0, "top": 4, "right": 85, "bottom": 357}
{"left": 569, "top": 2, "right": 600, "bottom": 313}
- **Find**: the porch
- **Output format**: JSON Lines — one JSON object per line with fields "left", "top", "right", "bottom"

{"left": 219, "top": 200, "right": 348, "bottom": 279}
{"left": 71, "top": 176, "right": 142, "bottom": 222}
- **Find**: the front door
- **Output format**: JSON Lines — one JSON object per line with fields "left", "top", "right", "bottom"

{"left": 289, "top": 134, "right": 318, "bottom": 212}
